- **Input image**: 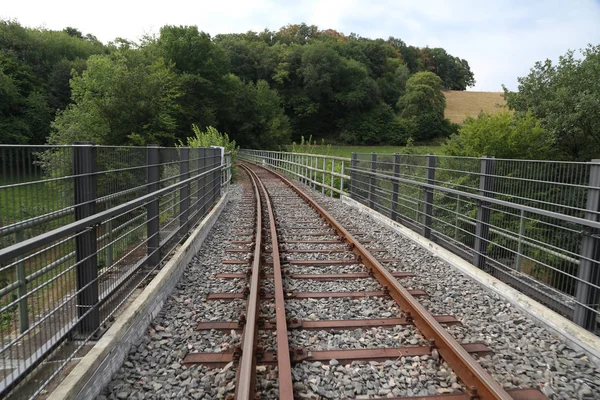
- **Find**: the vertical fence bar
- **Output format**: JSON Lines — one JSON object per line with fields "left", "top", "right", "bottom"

{"left": 321, "top": 157, "right": 326, "bottom": 194}
{"left": 318, "top": 157, "right": 322, "bottom": 190}
{"left": 303, "top": 155, "right": 307, "bottom": 184}
{"left": 105, "top": 198, "right": 113, "bottom": 272}
{"left": 515, "top": 209, "right": 526, "bottom": 272}
{"left": 73, "top": 142, "right": 99, "bottom": 335}
{"left": 422, "top": 154, "right": 436, "bottom": 239}
{"left": 312, "top": 156, "right": 316, "bottom": 189}
{"left": 368, "top": 153, "right": 377, "bottom": 209}
{"left": 454, "top": 196, "right": 461, "bottom": 240}
{"left": 340, "top": 160, "right": 345, "bottom": 194}
{"left": 350, "top": 153, "right": 358, "bottom": 200}
{"left": 216, "top": 148, "right": 223, "bottom": 200}
{"left": 308, "top": 155, "right": 311, "bottom": 186}
{"left": 573, "top": 159, "right": 600, "bottom": 330}
{"left": 198, "top": 148, "right": 207, "bottom": 217}
{"left": 390, "top": 153, "right": 401, "bottom": 222}
{"left": 308, "top": 156, "right": 312, "bottom": 187}
{"left": 146, "top": 145, "right": 160, "bottom": 269}
{"left": 211, "top": 148, "right": 218, "bottom": 205}
{"left": 473, "top": 156, "right": 495, "bottom": 271}
{"left": 179, "top": 147, "right": 190, "bottom": 234}
{"left": 16, "top": 229, "right": 28, "bottom": 333}
{"left": 330, "top": 159, "right": 335, "bottom": 197}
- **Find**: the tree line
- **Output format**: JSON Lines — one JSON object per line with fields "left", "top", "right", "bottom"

{"left": 0, "top": 20, "right": 475, "bottom": 149}
{"left": 444, "top": 44, "right": 600, "bottom": 161}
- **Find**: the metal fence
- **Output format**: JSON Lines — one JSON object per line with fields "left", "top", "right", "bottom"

{"left": 239, "top": 149, "right": 600, "bottom": 334}
{"left": 0, "top": 144, "right": 231, "bottom": 399}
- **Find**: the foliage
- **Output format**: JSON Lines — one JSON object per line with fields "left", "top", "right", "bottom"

{"left": 442, "top": 111, "right": 551, "bottom": 159}
{"left": 0, "top": 20, "right": 476, "bottom": 147}
{"left": 338, "top": 102, "right": 415, "bottom": 145}
{"left": 290, "top": 135, "right": 330, "bottom": 154}
{"left": 503, "top": 45, "right": 600, "bottom": 161}
{"left": 397, "top": 72, "right": 446, "bottom": 118}
{"left": 396, "top": 72, "right": 457, "bottom": 142}
{"left": 286, "top": 144, "right": 444, "bottom": 158}
{"left": 49, "top": 49, "right": 182, "bottom": 145}
{"left": 181, "top": 125, "right": 239, "bottom": 157}
{"left": 0, "top": 19, "right": 106, "bottom": 144}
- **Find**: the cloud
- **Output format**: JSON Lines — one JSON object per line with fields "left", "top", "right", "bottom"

{"left": 2, "top": 0, "right": 599, "bottom": 90}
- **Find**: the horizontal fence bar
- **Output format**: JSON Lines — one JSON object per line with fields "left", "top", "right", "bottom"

{"left": 0, "top": 164, "right": 221, "bottom": 264}
{"left": 0, "top": 144, "right": 230, "bottom": 399}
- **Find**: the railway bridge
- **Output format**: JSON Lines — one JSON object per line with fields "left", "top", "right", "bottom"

{"left": 0, "top": 145, "right": 599, "bottom": 399}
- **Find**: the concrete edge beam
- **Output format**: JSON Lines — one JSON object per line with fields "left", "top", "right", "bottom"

{"left": 341, "top": 195, "right": 600, "bottom": 368}
{"left": 48, "top": 193, "right": 230, "bottom": 400}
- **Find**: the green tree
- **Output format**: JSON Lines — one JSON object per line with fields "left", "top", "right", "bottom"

{"left": 426, "top": 48, "right": 475, "bottom": 90}
{"left": 503, "top": 45, "right": 600, "bottom": 161}
{"left": 338, "top": 102, "right": 414, "bottom": 145}
{"left": 442, "top": 111, "right": 551, "bottom": 159}
{"left": 49, "top": 49, "right": 181, "bottom": 145}
{"left": 397, "top": 71, "right": 445, "bottom": 118}
{"left": 217, "top": 75, "right": 290, "bottom": 149}
{"left": 396, "top": 71, "right": 455, "bottom": 141}
{"left": 0, "top": 19, "right": 105, "bottom": 144}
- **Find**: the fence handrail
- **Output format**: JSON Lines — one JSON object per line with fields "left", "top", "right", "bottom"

{"left": 347, "top": 165, "right": 600, "bottom": 231}
{"left": 244, "top": 149, "right": 351, "bottom": 162}
{"left": 0, "top": 164, "right": 221, "bottom": 265}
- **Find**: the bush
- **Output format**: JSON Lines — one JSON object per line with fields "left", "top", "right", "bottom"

{"left": 181, "top": 125, "right": 239, "bottom": 157}
{"left": 411, "top": 114, "right": 458, "bottom": 142}
{"left": 338, "top": 103, "right": 414, "bottom": 145}
{"left": 442, "top": 111, "right": 551, "bottom": 159}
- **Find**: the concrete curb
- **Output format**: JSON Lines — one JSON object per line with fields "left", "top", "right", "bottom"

{"left": 48, "top": 193, "right": 229, "bottom": 400}
{"left": 342, "top": 195, "right": 600, "bottom": 368}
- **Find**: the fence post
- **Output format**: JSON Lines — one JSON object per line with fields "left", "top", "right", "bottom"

{"left": 422, "top": 154, "right": 437, "bottom": 239}
{"left": 312, "top": 156, "right": 316, "bottom": 189}
{"left": 198, "top": 148, "right": 207, "bottom": 217}
{"left": 350, "top": 153, "right": 358, "bottom": 200}
{"left": 330, "top": 159, "right": 335, "bottom": 197}
{"left": 515, "top": 209, "right": 526, "bottom": 272}
{"left": 146, "top": 145, "right": 160, "bottom": 269}
{"left": 210, "top": 148, "right": 217, "bottom": 206}
{"left": 573, "top": 159, "right": 600, "bottom": 330}
{"left": 454, "top": 195, "right": 461, "bottom": 240}
{"left": 216, "top": 148, "right": 222, "bottom": 200}
{"left": 368, "top": 153, "right": 377, "bottom": 209}
{"left": 473, "top": 156, "right": 495, "bottom": 271}
{"left": 340, "top": 160, "right": 345, "bottom": 195}
{"left": 16, "top": 229, "right": 28, "bottom": 333}
{"left": 321, "top": 157, "right": 326, "bottom": 194}
{"left": 179, "top": 147, "right": 190, "bottom": 234}
{"left": 391, "top": 153, "right": 401, "bottom": 222}
{"left": 73, "top": 142, "right": 99, "bottom": 336}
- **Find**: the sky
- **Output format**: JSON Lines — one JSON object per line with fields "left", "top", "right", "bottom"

{"left": 2, "top": 0, "right": 599, "bottom": 91}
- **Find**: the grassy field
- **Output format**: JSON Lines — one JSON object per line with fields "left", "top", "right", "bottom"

{"left": 287, "top": 145, "right": 443, "bottom": 158}
{"left": 443, "top": 90, "right": 506, "bottom": 124}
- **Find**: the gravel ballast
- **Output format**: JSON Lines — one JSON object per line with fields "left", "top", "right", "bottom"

{"left": 299, "top": 184, "right": 600, "bottom": 399}
{"left": 97, "top": 171, "right": 600, "bottom": 400}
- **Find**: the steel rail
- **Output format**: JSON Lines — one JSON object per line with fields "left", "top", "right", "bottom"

{"left": 249, "top": 162, "right": 516, "bottom": 400}
{"left": 234, "top": 166, "right": 263, "bottom": 399}
{"left": 240, "top": 163, "right": 294, "bottom": 399}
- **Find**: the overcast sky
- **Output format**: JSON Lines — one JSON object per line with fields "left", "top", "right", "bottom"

{"left": 2, "top": 0, "right": 599, "bottom": 91}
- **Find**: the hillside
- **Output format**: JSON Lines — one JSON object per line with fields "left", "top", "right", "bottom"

{"left": 443, "top": 90, "right": 506, "bottom": 124}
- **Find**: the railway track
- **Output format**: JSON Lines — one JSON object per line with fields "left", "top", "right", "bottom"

{"left": 183, "top": 162, "right": 547, "bottom": 400}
